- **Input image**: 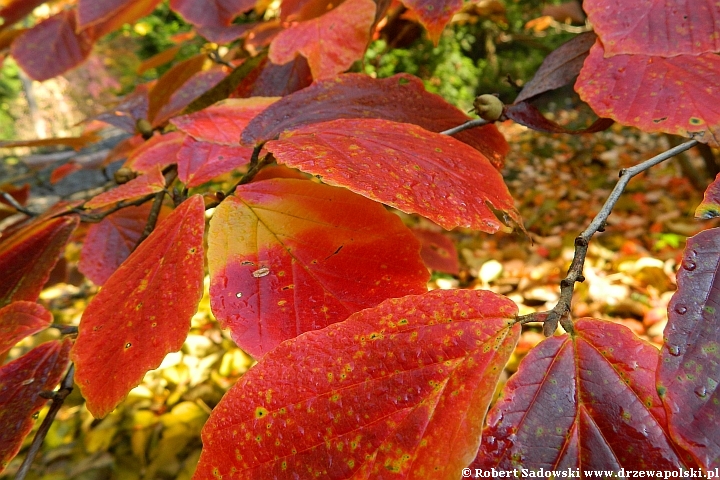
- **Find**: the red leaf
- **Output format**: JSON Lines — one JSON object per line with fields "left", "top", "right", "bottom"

{"left": 280, "top": 0, "right": 338, "bottom": 22}
{"left": 84, "top": 0, "right": 162, "bottom": 38}
{"left": 124, "top": 131, "right": 184, "bottom": 173}
{"left": 71, "top": 196, "right": 205, "bottom": 418}
{"left": 78, "top": 203, "right": 170, "bottom": 286}
{"left": 515, "top": 31, "right": 597, "bottom": 103}
{"left": 0, "top": 0, "right": 46, "bottom": 30}
{"left": 0, "top": 183, "right": 29, "bottom": 207}
{"left": 207, "top": 178, "right": 429, "bottom": 357}
{"left": 696, "top": 174, "right": 720, "bottom": 219}
{"left": 583, "top": 0, "right": 720, "bottom": 57}
{"left": 658, "top": 228, "right": 720, "bottom": 469}
{"left": 231, "top": 56, "right": 313, "bottom": 98}
{"left": 94, "top": 84, "right": 150, "bottom": 134}
{"left": 77, "top": 0, "right": 136, "bottom": 29}
{"left": 177, "top": 136, "right": 253, "bottom": 187}
{"left": 265, "top": 118, "right": 522, "bottom": 232}
{"left": 194, "top": 289, "right": 519, "bottom": 478}
{"left": 474, "top": 318, "right": 690, "bottom": 472}
{"left": 153, "top": 69, "right": 228, "bottom": 127}
{"left": 504, "top": 101, "right": 613, "bottom": 134}
{"left": 11, "top": 10, "right": 94, "bottom": 81}
{"left": 171, "top": 97, "right": 279, "bottom": 145}
{"left": 0, "top": 132, "right": 100, "bottom": 151}
{"left": 576, "top": 41, "right": 720, "bottom": 147}
{"left": 147, "top": 54, "right": 207, "bottom": 124}
{"left": 170, "top": 0, "right": 256, "bottom": 27}
{"left": 196, "top": 22, "right": 255, "bottom": 44}
{"left": 0, "top": 216, "right": 78, "bottom": 307}
{"left": 412, "top": 228, "right": 459, "bottom": 275}
{"left": 250, "top": 164, "right": 309, "bottom": 182}
{"left": 242, "top": 73, "right": 509, "bottom": 169}
{"left": 0, "top": 339, "right": 71, "bottom": 473}
{"left": 85, "top": 165, "right": 166, "bottom": 209}
{"left": 50, "top": 162, "right": 83, "bottom": 184}
{"left": 268, "top": 0, "right": 376, "bottom": 80}
{"left": 0, "top": 301, "right": 52, "bottom": 356}
{"left": 400, "top": 0, "right": 462, "bottom": 44}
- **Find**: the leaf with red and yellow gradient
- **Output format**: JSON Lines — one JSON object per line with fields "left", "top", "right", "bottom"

{"left": 71, "top": 196, "right": 205, "bottom": 418}
{"left": 0, "top": 216, "right": 78, "bottom": 307}
{"left": 85, "top": 166, "right": 166, "bottom": 209}
{"left": 657, "top": 228, "right": 720, "bottom": 468}
{"left": 124, "top": 132, "right": 184, "bottom": 173}
{"left": 242, "top": 73, "right": 508, "bottom": 169}
{"left": 583, "top": 0, "right": 720, "bottom": 57}
{"left": 472, "top": 318, "right": 691, "bottom": 472}
{"left": 0, "top": 339, "right": 71, "bottom": 474}
{"left": 171, "top": 97, "right": 279, "bottom": 145}
{"left": 170, "top": 0, "right": 256, "bottom": 27}
{"left": 576, "top": 41, "right": 720, "bottom": 146}
{"left": 78, "top": 203, "right": 170, "bottom": 286}
{"left": 269, "top": 0, "right": 375, "bottom": 80}
{"left": 147, "top": 54, "right": 207, "bottom": 125}
{"left": 194, "top": 289, "right": 519, "bottom": 479}
{"left": 401, "top": 0, "right": 462, "bottom": 44}
{"left": 153, "top": 69, "right": 227, "bottom": 127}
{"left": 265, "top": 118, "right": 521, "bottom": 232}
{"left": 0, "top": 301, "right": 52, "bottom": 356}
{"left": 207, "top": 178, "right": 428, "bottom": 358}
{"left": 177, "top": 136, "right": 253, "bottom": 187}
{"left": 11, "top": 10, "right": 94, "bottom": 81}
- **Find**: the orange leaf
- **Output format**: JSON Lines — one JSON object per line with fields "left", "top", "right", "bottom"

{"left": 269, "top": 0, "right": 375, "bottom": 79}
{"left": 265, "top": 118, "right": 522, "bottom": 232}
{"left": 50, "top": 162, "right": 83, "bottom": 184}
{"left": 177, "top": 137, "right": 253, "bottom": 187}
{"left": 152, "top": 68, "right": 228, "bottom": 127}
{"left": 0, "top": 339, "right": 71, "bottom": 474}
{"left": 401, "top": 0, "right": 462, "bottom": 44}
{"left": 0, "top": 216, "right": 78, "bottom": 307}
{"left": 194, "top": 289, "right": 519, "bottom": 478}
{"left": 136, "top": 44, "right": 181, "bottom": 74}
{"left": 207, "top": 178, "right": 429, "bottom": 357}
{"left": 0, "top": 301, "right": 52, "bottom": 356}
{"left": 85, "top": 165, "right": 166, "bottom": 209}
{"left": 0, "top": 132, "right": 101, "bottom": 151}
{"left": 71, "top": 196, "right": 206, "bottom": 418}
{"left": 147, "top": 54, "right": 207, "bottom": 124}
{"left": 86, "top": 0, "right": 163, "bottom": 39}
{"left": 124, "top": 132, "right": 184, "bottom": 173}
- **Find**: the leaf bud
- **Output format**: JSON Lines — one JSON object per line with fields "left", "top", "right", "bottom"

{"left": 114, "top": 167, "right": 136, "bottom": 185}
{"left": 136, "top": 118, "right": 153, "bottom": 138}
{"left": 473, "top": 94, "right": 504, "bottom": 121}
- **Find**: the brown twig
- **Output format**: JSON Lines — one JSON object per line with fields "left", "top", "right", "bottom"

{"left": 516, "top": 139, "right": 700, "bottom": 335}
{"left": 133, "top": 166, "right": 178, "bottom": 249}
{"left": 1, "top": 192, "right": 36, "bottom": 217}
{"left": 15, "top": 364, "right": 75, "bottom": 480}
{"left": 440, "top": 118, "right": 489, "bottom": 136}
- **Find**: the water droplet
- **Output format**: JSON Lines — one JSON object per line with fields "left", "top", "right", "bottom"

{"left": 668, "top": 345, "right": 681, "bottom": 356}
{"left": 252, "top": 267, "right": 270, "bottom": 278}
{"left": 21, "top": 378, "right": 34, "bottom": 386}
{"left": 236, "top": 292, "right": 243, "bottom": 298}
{"left": 695, "top": 386, "right": 707, "bottom": 398}
{"left": 674, "top": 304, "right": 688, "bottom": 315}
{"left": 32, "top": 412, "right": 40, "bottom": 419}
{"left": 682, "top": 260, "right": 697, "bottom": 271}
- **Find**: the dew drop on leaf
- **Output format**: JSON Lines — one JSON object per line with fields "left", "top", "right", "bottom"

{"left": 236, "top": 292, "right": 243, "bottom": 298}
{"left": 252, "top": 267, "right": 270, "bottom": 278}
{"left": 32, "top": 412, "right": 39, "bottom": 419}
{"left": 682, "top": 260, "right": 697, "bottom": 271}
{"left": 21, "top": 378, "right": 35, "bottom": 385}
{"left": 674, "top": 304, "right": 688, "bottom": 315}
{"left": 668, "top": 345, "right": 681, "bottom": 356}
{"left": 695, "top": 386, "right": 707, "bottom": 398}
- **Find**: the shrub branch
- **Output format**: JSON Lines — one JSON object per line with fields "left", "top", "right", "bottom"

{"left": 516, "top": 139, "right": 700, "bottom": 335}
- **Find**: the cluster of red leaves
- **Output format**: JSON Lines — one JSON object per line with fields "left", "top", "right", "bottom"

{"left": 1, "top": 0, "right": 720, "bottom": 478}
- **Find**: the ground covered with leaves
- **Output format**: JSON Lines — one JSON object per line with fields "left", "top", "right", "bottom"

{"left": 1, "top": 117, "right": 715, "bottom": 479}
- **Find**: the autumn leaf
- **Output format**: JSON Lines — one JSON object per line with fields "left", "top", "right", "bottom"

{"left": 242, "top": 73, "right": 508, "bottom": 169}
{"left": 473, "top": 318, "right": 690, "bottom": 472}
{"left": 137, "top": 44, "right": 181, "bottom": 74}
{"left": 0, "top": 301, "right": 52, "bottom": 356}
{"left": 583, "top": 0, "right": 720, "bottom": 57}
{"left": 207, "top": 178, "right": 429, "bottom": 357}
{"left": 177, "top": 136, "right": 253, "bottom": 187}
{"left": 0, "top": 132, "right": 101, "bottom": 151}
{"left": 0, "top": 216, "right": 78, "bottom": 307}
{"left": 84, "top": 165, "right": 166, "bottom": 209}
{"left": 170, "top": 0, "right": 256, "bottom": 27}
{"left": 85, "top": 0, "right": 163, "bottom": 39}
{"left": 147, "top": 54, "right": 207, "bottom": 125}
{"left": 153, "top": 69, "right": 228, "bottom": 127}
{"left": 0, "top": 339, "right": 71, "bottom": 473}
{"left": 171, "top": 97, "right": 279, "bottom": 145}
{"left": 576, "top": 41, "right": 720, "bottom": 146}
{"left": 695, "top": 174, "right": 720, "bottom": 219}
{"left": 194, "top": 289, "right": 519, "bottom": 479}
{"left": 0, "top": 0, "right": 45, "bottom": 30}
{"left": 11, "top": 10, "right": 94, "bottom": 81}
{"left": 264, "top": 118, "right": 522, "bottom": 232}
{"left": 268, "top": 0, "right": 375, "bottom": 80}
{"left": 94, "top": 84, "right": 150, "bottom": 134}
{"left": 78, "top": 203, "right": 170, "bottom": 286}
{"left": 124, "top": 131, "right": 185, "bottom": 173}
{"left": 400, "top": 0, "right": 463, "bottom": 45}
{"left": 412, "top": 228, "right": 459, "bottom": 275}
{"left": 231, "top": 56, "right": 313, "bottom": 99}
{"left": 49, "top": 162, "right": 83, "bottom": 184}
{"left": 71, "top": 196, "right": 205, "bottom": 418}
{"left": 77, "top": 0, "right": 146, "bottom": 29}
{"left": 657, "top": 228, "right": 720, "bottom": 469}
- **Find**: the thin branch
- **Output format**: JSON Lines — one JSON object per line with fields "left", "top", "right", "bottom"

{"left": 2, "top": 192, "right": 36, "bottom": 217}
{"left": 516, "top": 139, "right": 700, "bottom": 335}
{"left": 220, "top": 144, "right": 266, "bottom": 200}
{"left": 440, "top": 118, "right": 489, "bottom": 136}
{"left": 49, "top": 323, "right": 78, "bottom": 335}
{"left": 15, "top": 364, "right": 75, "bottom": 480}
{"left": 132, "top": 166, "right": 178, "bottom": 250}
